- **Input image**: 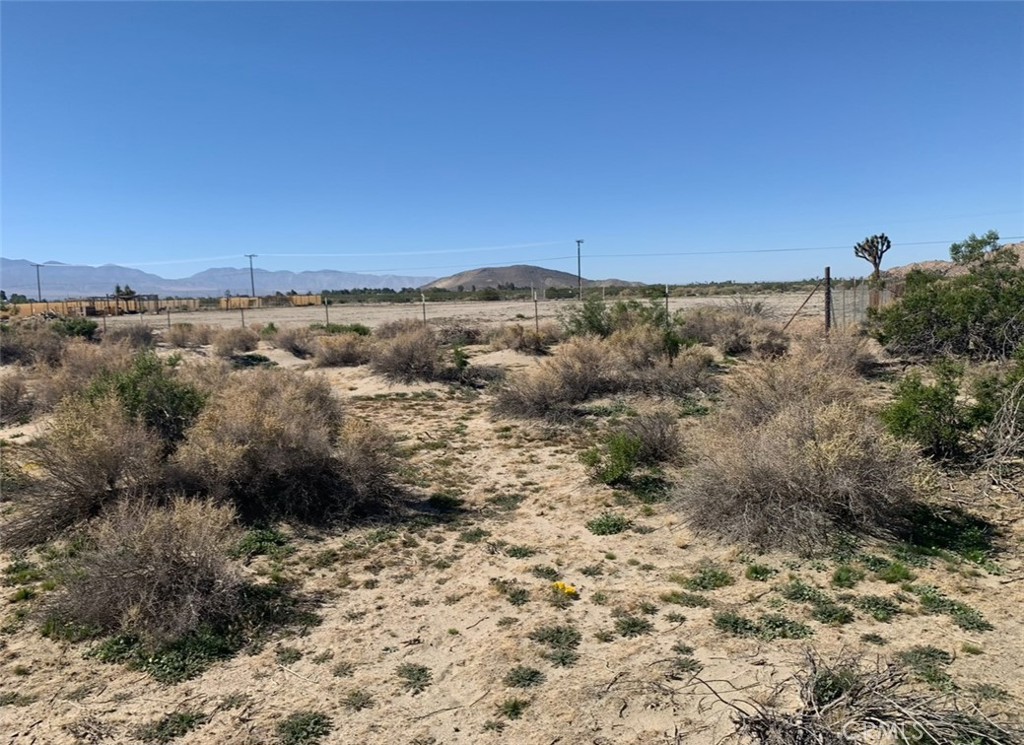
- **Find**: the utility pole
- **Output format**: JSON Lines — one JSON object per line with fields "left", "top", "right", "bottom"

{"left": 576, "top": 239, "right": 584, "bottom": 302}
{"left": 31, "top": 263, "right": 42, "bottom": 303}
{"left": 245, "top": 254, "right": 257, "bottom": 298}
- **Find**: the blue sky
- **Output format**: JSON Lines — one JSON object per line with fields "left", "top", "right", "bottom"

{"left": 2, "top": 1, "right": 1022, "bottom": 284}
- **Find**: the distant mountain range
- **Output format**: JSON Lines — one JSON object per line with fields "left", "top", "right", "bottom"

{"left": 0, "top": 258, "right": 435, "bottom": 299}
{"left": 424, "top": 264, "right": 642, "bottom": 291}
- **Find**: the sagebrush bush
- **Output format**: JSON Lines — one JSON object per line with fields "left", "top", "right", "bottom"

{"left": 165, "top": 323, "right": 214, "bottom": 348}
{"left": 0, "top": 320, "right": 65, "bottom": 366}
{"left": 174, "top": 369, "right": 393, "bottom": 522}
{"left": 621, "top": 411, "right": 682, "bottom": 464}
{"left": 47, "top": 498, "right": 243, "bottom": 647}
{"left": 679, "top": 401, "right": 925, "bottom": 552}
{"left": 85, "top": 353, "right": 206, "bottom": 446}
{"left": 32, "top": 339, "right": 137, "bottom": 412}
{"left": 489, "top": 322, "right": 562, "bottom": 354}
{"left": 5, "top": 395, "right": 164, "bottom": 547}
{"left": 213, "top": 327, "right": 259, "bottom": 358}
{"left": 374, "top": 319, "right": 424, "bottom": 339}
{"left": 0, "top": 371, "right": 33, "bottom": 425}
{"left": 274, "top": 327, "right": 316, "bottom": 359}
{"left": 103, "top": 324, "right": 155, "bottom": 349}
{"left": 313, "top": 333, "right": 371, "bottom": 367}
{"left": 436, "top": 322, "right": 485, "bottom": 346}
{"left": 370, "top": 327, "right": 440, "bottom": 383}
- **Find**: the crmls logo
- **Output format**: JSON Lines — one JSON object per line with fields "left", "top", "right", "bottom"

{"left": 841, "top": 719, "right": 926, "bottom": 742}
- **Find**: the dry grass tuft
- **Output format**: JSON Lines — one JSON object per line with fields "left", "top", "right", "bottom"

{"left": 33, "top": 339, "right": 137, "bottom": 411}
{"left": 0, "top": 320, "right": 65, "bottom": 366}
{"left": 4, "top": 395, "right": 164, "bottom": 548}
{"left": 370, "top": 327, "right": 440, "bottom": 383}
{"left": 374, "top": 319, "right": 425, "bottom": 339}
{"left": 0, "top": 371, "right": 34, "bottom": 425}
{"left": 47, "top": 498, "right": 243, "bottom": 647}
{"left": 212, "top": 327, "right": 259, "bottom": 358}
{"left": 680, "top": 400, "right": 924, "bottom": 552}
{"left": 488, "top": 322, "right": 563, "bottom": 354}
{"left": 164, "top": 323, "right": 214, "bottom": 348}
{"left": 313, "top": 333, "right": 371, "bottom": 367}
{"left": 274, "top": 327, "right": 317, "bottom": 359}
{"left": 103, "top": 324, "right": 155, "bottom": 349}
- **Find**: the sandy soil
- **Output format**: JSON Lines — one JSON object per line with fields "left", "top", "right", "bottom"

{"left": 1, "top": 333, "right": 1022, "bottom": 745}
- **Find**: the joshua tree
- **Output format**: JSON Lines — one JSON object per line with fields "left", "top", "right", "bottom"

{"left": 854, "top": 234, "right": 892, "bottom": 284}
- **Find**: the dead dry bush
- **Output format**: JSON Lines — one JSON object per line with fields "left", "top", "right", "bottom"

{"left": 720, "top": 347, "right": 860, "bottom": 430}
{"left": 620, "top": 411, "right": 683, "bottom": 464}
{"left": 334, "top": 419, "right": 399, "bottom": 504}
{"left": 5, "top": 395, "right": 164, "bottom": 548}
{"left": 164, "top": 323, "right": 214, "bottom": 348}
{"left": 213, "top": 327, "right": 259, "bottom": 358}
{"left": 492, "top": 337, "right": 619, "bottom": 419}
{"left": 489, "top": 322, "right": 564, "bottom": 355}
{"left": 374, "top": 318, "right": 425, "bottom": 339}
{"left": 607, "top": 325, "right": 666, "bottom": 369}
{"left": 370, "top": 327, "right": 440, "bottom": 383}
{"left": 0, "top": 320, "right": 65, "bottom": 366}
{"left": 678, "top": 308, "right": 786, "bottom": 358}
{"left": 171, "top": 358, "right": 232, "bottom": 397}
{"left": 274, "top": 326, "right": 317, "bottom": 359}
{"left": 313, "top": 333, "right": 371, "bottom": 367}
{"left": 33, "top": 339, "right": 137, "bottom": 412}
{"left": 792, "top": 330, "right": 878, "bottom": 376}
{"left": 0, "top": 371, "right": 34, "bottom": 425}
{"left": 436, "top": 322, "right": 485, "bottom": 346}
{"left": 679, "top": 401, "right": 924, "bottom": 552}
{"left": 174, "top": 369, "right": 392, "bottom": 521}
{"left": 623, "top": 350, "right": 717, "bottom": 396}
{"left": 47, "top": 498, "right": 243, "bottom": 648}
{"left": 723, "top": 650, "right": 1021, "bottom": 745}
{"left": 102, "top": 324, "right": 154, "bottom": 349}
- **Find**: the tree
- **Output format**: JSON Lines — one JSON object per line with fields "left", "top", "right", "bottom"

{"left": 950, "top": 229, "right": 1001, "bottom": 265}
{"left": 854, "top": 233, "right": 892, "bottom": 283}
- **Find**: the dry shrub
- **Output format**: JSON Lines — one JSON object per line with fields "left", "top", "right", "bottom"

{"left": 213, "top": 327, "right": 259, "bottom": 358}
{"left": 33, "top": 339, "right": 137, "bottom": 411}
{"left": 48, "top": 498, "right": 242, "bottom": 647}
{"left": 370, "top": 327, "right": 440, "bottom": 383}
{"left": 679, "top": 307, "right": 786, "bottom": 358}
{"left": 791, "top": 330, "right": 878, "bottom": 376}
{"left": 721, "top": 345, "right": 860, "bottom": 430}
{"left": 0, "top": 320, "right": 65, "bottom": 366}
{"left": 620, "top": 411, "right": 682, "bottom": 464}
{"left": 171, "top": 359, "right": 232, "bottom": 397}
{"left": 624, "top": 349, "right": 717, "bottom": 396}
{"left": 436, "top": 322, "right": 485, "bottom": 346}
{"left": 313, "top": 333, "right": 371, "bottom": 367}
{"left": 607, "top": 325, "right": 665, "bottom": 369}
{"left": 103, "top": 324, "right": 154, "bottom": 349}
{"left": 165, "top": 323, "right": 214, "bottom": 348}
{"left": 374, "top": 318, "right": 425, "bottom": 339}
{"left": 680, "top": 401, "right": 923, "bottom": 552}
{"left": 729, "top": 650, "right": 1021, "bottom": 745}
{"left": 5, "top": 395, "right": 164, "bottom": 548}
{"left": 334, "top": 419, "right": 399, "bottom": 504}
{"left": 274, "top": 327, "right": 316, "bottom": 358}
{"left": 0, "top": 371, "right": 33, "bottom": 425}
{"left": 174, "top": 369, "right": 392, "bottom": 521}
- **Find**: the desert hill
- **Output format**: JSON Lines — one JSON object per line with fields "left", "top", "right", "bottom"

{"left": 422, "top": 264, "right": 643, "bottom": 291}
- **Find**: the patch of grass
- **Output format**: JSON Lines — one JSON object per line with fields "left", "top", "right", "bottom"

{"left": 482, "top": 719, "right": 506, "bottom": 733}
{"left": 614, "top": 613, "right": 654, "bottom": 638}
{"left": 0, "top": 691, "right": 37, "bottom": 707}
{"left": 809, "top": 599, "right": 855, "bottom": 626}
{"left": 860, "top": 632, "right": 888, "bottom": 645}
{"left": 529, "top": 624, "right": 581, "bottom": 667}
{"left": 276, "top": 711, "right": 332, "bottom": 745}
{"left": 777, "top": 579, "right": 828, "bottom": 604}
{"left": 580, "top": 563, "right": 604, "bottom": 577}
{"left": 908, "top": 584, "right": 993, "bottom": 631}
{"left": 505, "top": 545, "right": 537, "bottom": 559}
{"left": 490, "top": 578, "right": 530, "bottom": 606}
{"left": 332, "top": 661, "right": 354, "bottom": 677}
{"left": 830, "top": 565, "right": 865, "bottom": 589}
{"left": 497, "top": 697, "right": 530, "bottom": 720}
{"left": 682, "top": 562, "right": 734, "bottom": 591}
{"left": 275, "top": 646, "right": 303, "bottom": 665}
{"left": 896, "top": 645, "right": 955, "bottom": 690}
{"left": 341, "top": 689, "right": 373, "bottom": 711}
{"left": 585, "top": 512, "right": 633, "bottom": 536}
{"left": 486, "top": 493, "right": 525, "bottom": 511}
{"left": 968, "top": 683, "right": 1009, "bottom": 701}
{"left": 458, "top": 527, "right": 491, "bottom": 544}
{"left": 496, "top": 616, "right": 519, "bottom": 628}
{"left": 745, "top": 563, "right": 776, "bottom": 582}
{"left": 396, "top": 663, "right": 432, "bottom": 694}
{"left": 714, "top": 610, "right": 812, "bottom": 640}
{"left": 530, "top": 565, "right": 561, "bottom": 581}
{"left": 875, "top": 561, "right": 915, "bottom": 583}
{"left": 137, "top": 711, "right": 209, "bottom": 744}
{"left": 854, "top": 595, "right": 902, "bottom": 623}
{"left": 2, "top": 558, "right": 45, "bottom": 586}
{"left": 504, "top": 666, "right": 545, "bottom": 688}
{"left": 232, "top": 528, "right": 292, "bottom": 560}
{"left": 660, "top": 590, "right": 711, "bottom": 608}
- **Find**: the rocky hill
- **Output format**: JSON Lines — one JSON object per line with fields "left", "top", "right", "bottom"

{"left": 422, "top": 264, "right": 643, "bottom": 291}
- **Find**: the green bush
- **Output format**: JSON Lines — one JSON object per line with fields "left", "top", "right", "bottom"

{"left": 86, "top": 353, "right": 206, "bottom": 446}
{"left": 881, "top": 362, "right": 990, "bottom": 460}
{"left": 872, "top": 232, "right": 1024, "bottom": 361}
{"left": 52, "top": 317, "right": 99, "bottom": 340}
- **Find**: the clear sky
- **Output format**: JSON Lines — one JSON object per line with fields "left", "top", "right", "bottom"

{"left": 2, "top": 1, "right": 1022, "bottom": 284}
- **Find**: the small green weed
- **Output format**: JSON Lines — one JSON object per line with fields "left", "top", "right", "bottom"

{"left": 896, "top": 645, "right": 955, "bottom": 690}
{"left": 504, "top": 666, "right": 545, "bottom": 688}
{"left": 682, "top": 563, "right": 734, "bottom": 591}
{"left": 497, "top": 697, "right": 530, "bottom": 720}
{"left": 614, "top": 613, "right": 653, "bottom": 638}
{"left": 396, "top": 663, "right": 432, "bottom": 694}
{"left": 341, "top": 689, "right": 373, "bottom": 711}
{"left": 530, "top": 565, "right": 561, "bottom": 581}
{"left": 137, "top": 711, "right": 209, "bottom": 744}
{"left": 660, "top": 590, "right": 711, "bottom": 608}
{"left": 745, "top": 563, "right": 776, "bottom": 582}
{"left": 276, "top": 711, "right": 332, "bottom": 745}
{"left": 830, "top": 565, "right": 865, "bottom": 589}
{"left": 586, "top": 513, "right": 633, "bottom": 536}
